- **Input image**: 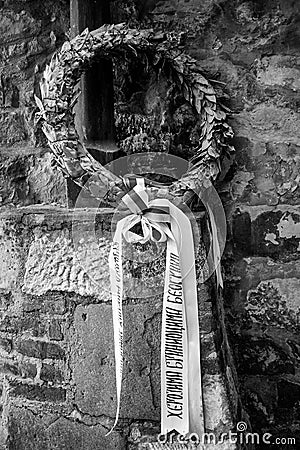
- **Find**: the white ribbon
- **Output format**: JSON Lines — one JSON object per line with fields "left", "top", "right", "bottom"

{"left": 107, "top": 179, "right": 204, "bottom": 437}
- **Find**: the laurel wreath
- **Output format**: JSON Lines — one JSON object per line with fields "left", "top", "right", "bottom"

{"left": 35, "top": 23, "right": 234, "bottom": 204}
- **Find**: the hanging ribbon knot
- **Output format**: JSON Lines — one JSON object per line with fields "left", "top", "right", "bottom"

{"left": 120, "top": 178, "right": 171, "bottom": 246}
{"left": 107, "top": 178, "right": 204, "bottom": 438}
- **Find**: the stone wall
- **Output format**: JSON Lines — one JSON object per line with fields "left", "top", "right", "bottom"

{"left": 0, "top": 207, "right": 239, "bottom": 449}
{"left": 135, "top": 0, "right": 298, "bottom": 446}
{"left": 123, "top": 0, "right": 300, "bottom": 444}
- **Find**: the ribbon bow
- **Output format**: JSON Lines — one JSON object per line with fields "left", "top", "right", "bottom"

{"left": 107, "top": 178, "right": 204, "bottom": 438}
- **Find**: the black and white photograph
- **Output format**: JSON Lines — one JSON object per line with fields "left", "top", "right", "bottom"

{"left": 0, "top": 1, "right": 299, "bottom": 449}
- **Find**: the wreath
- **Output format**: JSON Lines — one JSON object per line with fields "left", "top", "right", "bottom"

{"left": 35, "top": 23, "right": 234, "bottom": 204}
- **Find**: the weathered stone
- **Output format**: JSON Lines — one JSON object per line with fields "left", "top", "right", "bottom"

{"left": 10, "top": 381, "right": 66, "bottom": 403}
{"left": 246, "top": 279, "right": 300, "bottom": 332}
{"left": 277, "top": 376, "right": 300, "bottom": 409}
{"left": 232, "top": 205, "right": 300, "bottom": 257}
{"left": 229, "top": 257, "right": 300, "bottom": 295}
{"left": 236, "top": 337, "right": 295, "bottom": 376}
{"left": 0, "top": 337, "right": 12, "bottom": 354}
{"left": 19, "top": 362, "right": 37, "bottom": 379}
{"left": 242, "top": 376, "right": 278, "bottom": 428}
{"left": 48, "top": 319, "right": 63, "bottom": 341}
{"left": 8, "top": 407, "right": 125, "bottom": 450}
{"left": 16, "top": 340, "right": 65, "bottom": 360}
{"left": 0, "top": 111, "right": 27, "bottom": 145}
{"left": 26, "top": 152, "right": 67, "bottom": 206}
{"left": 202, "top": 374, "right": 234, "bottom": 432}
{"left": 71, "top": 302, "right": 160, "bottom": 420}
{"left": 0, "top": 314, "right": 46, "bottom": 336}
{"left": 256, "top": 55, "right": 300, "bottom": 91}
{"left": 40, "top": 364, "right": 63, "bottom": 384}
{"left": 0, "top": 361, "right": 19, "bottom": 377}
{"left": 0, "top": 150, "right": 67, "bottom": 207}
{"left": 0, "top": 220, "right": 21, "bottom": 291}
{"left": 23, "top": 293, "right": 66, "bottom": 315}
{"left": 46, "top": 417, "right": 125, "bottom": 450}
{"left": 23, "top": 227, "right": 112, "bottom": 299}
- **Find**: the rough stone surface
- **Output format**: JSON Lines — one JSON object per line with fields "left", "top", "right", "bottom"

{"left": 8, "top": 407, "right": 125, "bottom": 450}
{"left": 72, "top": 302, "right": 160, "bottom": 420}
{"left": 0, "top": 207, "right": 239, "bottom": 448}
{"left": 232, "top": 205, "right": 300, "bottom": 257}
{"left": 23, "top": 227, "right": 112, "bottom": 298}
{"left": 0, "top": 221, "right": 22, "bottom": 291}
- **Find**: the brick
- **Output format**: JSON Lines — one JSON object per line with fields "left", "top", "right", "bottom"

{"left": 0, "top": 361, "right": 19, "bottom": 376}
{"left": 40, "top": 364, "right": 63, "bottom": 383}
{"left": 44, "top": 342, "right": 65, "bottom": 360}
{"left": 19, "top": 362, "right": 37, "bottom": 379}
{"left": 16, "top": 340, "right": 65, "bottom": 360}
{"left": 23, "top": 293, "right": 66, "bottom": 315}
{"left": 0, "top": 360, "right": 36, "bottom": 379}
{"left": 48, "top": 319, "right": 63, "bottom": 341}
{"left": 0, "top": 337, "right": 12, "bottom": 353}
{"left": 0, "top": 315, "right": 46, "bottom": 336}
{"left": 10, "top": 381, "right": 66, "bottom": 403}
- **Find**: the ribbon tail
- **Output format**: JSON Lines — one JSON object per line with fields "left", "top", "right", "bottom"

{"left": 207, "top": 205, "right": 223, "bottom": 290}
{"left": 154, "top": 198, "right": 204, "bottom": 437}
{"left": 106, "top": 218, "right": 126, "bottom": 436}
{"left": 161, "top": 237, "right": 189, "bottom": 436}
{"left": 168, "top": 201, "right": 205, "bottom": 438}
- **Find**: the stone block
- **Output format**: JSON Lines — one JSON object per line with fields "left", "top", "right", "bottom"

{"left": 232, "top": 205, "right": 300, "bottom": 257}
{"left": 22, "top": 293, "right": 66, "bottom": 315}
{"left": 48, "top": 319, "right": 63, "bottom": 341}
{"left": 0, "top": 314, "right": 46, "bottom": 336}
{"left": 0, "top": 110, "right": 27, "bottom": 145}
{"left": 0, "top": 219, "right": 22, "bottom": 291}
{"left": 236, "top": 337, "right": 295, "bottom": 376}
{"left": 0, "top": 360, "right": 37, "bottom": 379}
{"left": 23, "top": 227, "right": 112, "bottom": 299}
{"left": 0, "top": 150, "right": 67, "bottom": 208}
{"left": 40, "top": 364, "right": 63, "bottom": 384}
{"left": 0, "top": 361, "right": 19, "bottom": 377}
{"left": 10, "top": 381, "right": 66, "bottom": 403}
{"left": 8, "top": 407, "right": 126, "bottom": 450}
{"left": 256, "top": 55, "right": 300, "bottom": 91}
{"left": 16, "top": 340, "right": 65, "bottom": 360}
{"left": 202, "top": 374, "right": 234, "bottom": 432}
{"left": 242, "top": 376, "right": 278, "bottom": 428}
{"left": 71, "top": 302, "right": 161, "bottom": 420}
{"left": 0, "top": 337, "right": 12, "bottom": 354}
{"left": 19, "top": 362, "right": 37, "bottom": 380}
